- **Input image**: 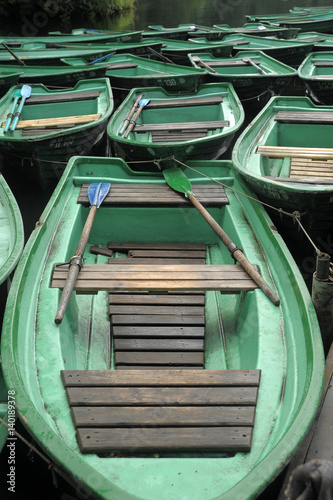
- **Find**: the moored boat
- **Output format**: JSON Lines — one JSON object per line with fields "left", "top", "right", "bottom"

{"left": 0, "top": 155, "right": 324, "bottom": 499}
{"left": 298, "top": 51, "right": 333, "bottom": 105}
{"left": 0, "top": 79, "right": 114, "bottom": 189}
{"left": 189, "top": 34, "right": 314, "bottom": 66}
{"left": 213, "top": 22, "right": 299, "bottom": 39}
{"left": 0, "top": 68, "right": 22, "bottom": 97}
{"left": 188, "top": 50, "right": 296, "bottom": 108}
{"left": 232, "top": 95, "right": 333, "bottom": 240}
{"left": 267, "top": 13, "right": 333, "bottom": 34}
{"left": 0, "top": 31, "right": 143, "bottom": 46}
{"left": 62, "top": 53, "right": 207, "bottom": 94}
{"left": 107, "top": 82, "right": 244, "bottom": 168}
{"left": 295, "top": 31, "right": 333, "bottom": 50}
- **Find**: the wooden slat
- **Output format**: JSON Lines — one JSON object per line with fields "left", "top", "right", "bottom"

{"left": 76, "top": 426, "right": 253, "bottom": 453}
{"left": 109, "top": 293, "right": 205, "bottom": 305}
{"left": 127, "top": 249, "right": 206, "bottom": 258}
{"left": 145, "top": 96, "right": 223, "bottom": 108}
{"left": 112, "top": 326, "right": 205, "bottom": 338}
{"left": 257, "top": 145, "right": 333, "bottom": 159}
{"left": 2, "top": 113, "right": 101, "bottom": 129}
{"left": 89, "top": 246, "right": 113, "bottom": 257}
{"left": 71, "top": 405, "right": 255, "bottom": 427}
{"left": 108, "top": 258, "right": 206, "bottom": 264}
{"left": 109, "top": 305, "right": 205, "bottom": 315}
{"left": 78, "top": 184, "right": 229, "bottom": 207}
{"left": 313, "top": 61, "right": 333, "bottom": 67}
{"left": 274, "top": 111, "right": 333, "bottom": 124}
{"left": 196, "top": 59, "right": 261, "bottom": 68}
{"left": 113, "top": 338, "right": 204, "bottom": 351}
{"left": 25, "top": 90, "right": 101, "bottom": 105}
{"left": 116, "top": 365, "right": 204, "bottom": 370}
{"left": 107, "top": 242, "right": 207, "bottom": 251}
{"left": 115, "top": 351, "right": 204, "bottom": 366}
{"left": 152, "top": 132, "right": 207, "bottom": 142}
{"left": 134, "top": 120, "right": 228, "bottom": 132}
{"left": 105, "top": 62, "right": 138, "bottom": 70}
{"left": 111, "top": 315, "right": 205, "bottom": 325}
{"left": 61, "top": 369, "right": 260, "bottom": 387}
{"left": 290, "top": 158, "right": 333, "bottom": 178}
{"left": 66, "top": 386, "right": 259, "bottom": 406}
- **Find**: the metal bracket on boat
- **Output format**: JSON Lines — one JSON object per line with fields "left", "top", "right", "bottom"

{"left": 56, "top": 255, "right": 83, "bottom": 271}
{"left": 230, "top": 246, "right": 243, "bottom": 263}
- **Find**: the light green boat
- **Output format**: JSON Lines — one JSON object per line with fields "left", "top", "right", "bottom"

{"left": 0, "top": 173, "right": 24, "bottom": 451}
{"left": 1, "top": 156, "right": 324, "bottom": 499}
{"left": 107, "top": 82, "right": 244, "bottom": 168}
{"left": 0, "top": 78, "right": 114, "bottom": 189}
{"left": 298, "top": 51, "right": 333, "bottom": 105}
{"left": 0, "top": 31, "right": 143, "bottom": 46}
{"left": 0, "top": 68, "right": 22, "bottom": 97}
{"left": 232, "top": 95, "right": 333, "bottom": 240}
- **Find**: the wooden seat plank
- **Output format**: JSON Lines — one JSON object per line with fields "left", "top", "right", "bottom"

{"left": 134, "top": 120, "right": 229, "bottom": 132}
{"left": 145, "top": 96, "right": 223, "bottom": 109}
{"left": 127, "top": 249, "right": 206, "bottom": 258}
{"left": 107, "top": 258, "right": 207, "bottom": 264}
{"left": 115, "top": 351, "right": 204, "bottom": 366}
{"left": 106, "top": 242, "right": 207, "bottom": 251}
{"left": 113, "top": 338, "right": 204, "bottom": 351}
{"left": 109, "top": 305, "right": 205, "bottom": 315}
{"left": 257, "top": 145, "right": 333, "bottom": 159}
{"left": 112, "top": 326, "right": 205, "bottom": 338}
{"left": 61, "top": 369, "right": 261, "bottom": 387}
{"left": 25, "top": 90, "right": 101, "bottom": 105}
{"left": 66, "top": 386, "right": 258, "bottom": 406}
{"left": 274, "top": 111, "right": 333, "bottom": 124}
{"left": 71, "top": 405, "right": 255, "bottom": 427}
{"left": 77, "top": 426, "right": 253, "bottom": 453}
{"left": 111, "top": 314, "right": 205, "bottom": 325}
{"left": 116, "top": 365, "right": 204, "bottom": 370}
{"left": 109, "top": 293, "right": 205, "bottom": 305}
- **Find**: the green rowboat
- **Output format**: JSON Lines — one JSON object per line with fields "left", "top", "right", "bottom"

{"left": 0, "top": 63, "right": 107, "bottom": 88}
{"left": 295, "top": 31, "right": 333, "bottom": 50}
{"left": 268, "top": 13, "right": 333, "bottom": 34}
{"left": 48, "top": 29, "right": 143, "bottom": 43}
{"left": 107, "top": 82, "right": 244, "bottom": 168}
{"left": 0, "top": 174, "right": 24, "bottom": 452}
{"left": 0, "top": 156, "right": 324, "bottom": 499}
{"left": 188, "top": 51, "right": 296, "bottom": 107}
{"left": 189, "top": 34, "right": 314, "bottom": 66}
{"left": 62, "top": 53, "right": 206, "bottom": 93}
{"left": 232, "top": 95, "right": 333, "bottom": 239}
{"left": 298, "top": 51, "right": 333, "bottom": 105}
{"left": 0, "top": 79, "right": 114, "bottom": 189}
{"left": 213, "top": 22, "right": 299, "bottom": 39}
{"left": 0, "top": 32, "right": 143, "bottom": 46}
{"left": 0, "top": 68, "right": 22, "bottom": 97}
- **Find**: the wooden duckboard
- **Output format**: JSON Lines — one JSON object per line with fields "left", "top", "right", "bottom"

{"left": 61, "top": 368, "right": 261, "bottom": 454}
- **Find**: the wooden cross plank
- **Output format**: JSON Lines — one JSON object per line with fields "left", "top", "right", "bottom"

{"left": 274, "top": 110, "right": 333, "bottom": 124}
{"left": 257, "top": 145, "right": 333, "bottom": 159}
{"left": 109, "top": 305, "right": 205, "bottom": 315}
{"left": 113, "top": 338, "right": 204, "bottom": 351}
{"left": 111, "top": 314, "right": 205, "bottom": 325}
{"left": 290, "top": 158, "right": 333, "bottom": 178}
{"left": 112, "top": 326, "right": 205, "bottom": 338}
{"left": 134, "top": 120, "right": 229, "bottom": 132}
{"left": 2, "top": 113, "right": 101, "bottom": 129}
{"left": 145, "top": 96, "right": 223, "bottom": 108}
{"left": 109, "top": 293, "right": 205, "bottom": 305}
{"left": 127, "top": 249, "right": 206, "bottom": 258}
{"left": 114, "top": 351, "right": 205, "bottom": 366}
{"left": 107, "top": 242, "right": 207, "bottom": 251}
{"left": 25, "top": 90, "right": 101, "bottom": 105}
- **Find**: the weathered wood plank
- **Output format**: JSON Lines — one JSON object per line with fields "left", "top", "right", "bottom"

{"left": 274, "top": 111, "right": 333, "bottom": 124}
{"left": 113, "top": 338, "right": 204, "bottom": 351}
{"left": 116, "top": 365, "right": 204, "bottom": 370}
{"left": 114, "top": 351, "right": 205, "bottom": 366}
{"left": 109, "top": 305, "right": 205, "bottom": 315}
{"left": 109, "top": 293, "right": 205, "bottom": 305}
{"left": 111, "top": 314, "right": 205, "bottom": 325}
{"left": 89, "top": 246, "right": 113, "bottom": 257}
{"left": 257, "top": 145, "right": 333, "bottom": 159}
{"left": 25, "top": 90, "right": 101, "bottom": 105}
{"left": 127, "top": 249, "right": 206, "bottom": 258}
{"left": 61, "top": 369, "right": 261, "bottom": 387}
{"left": 71, "top": 405, "right": 256, "bottom": 427}
{"left": 112, "top": 326, "right": 205, "bottom": 338}
{"left": 106, "top": 242, "right": 207, "bottom": 251}
{"left": 66, "top": 386, "right": 259, "bottom": 406}
{"left": 134, "top": 120, "right": 229, "bottom": 132}
{"left": 77, "top": 426, "right": 253, "bottom": 453}
{"left": 107, "top": 258, "right": 206, "bottom": 264}
{"left": 145, "top": 96, "right": 223, "bottom": 108}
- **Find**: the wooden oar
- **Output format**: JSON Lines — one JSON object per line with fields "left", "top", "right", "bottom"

{"left": 147, "top": 47, "right": 175, "bottom": 64}
{"left": 1, "top": 42, "right": 26, "bottom": 66}
{"left": 10, "top": 85, "right": 31, "bottom": 132}
{"left": 123, "top": 98, "right": 150, "bottom": 139}
{"left": 242, "top": 56, "right": 268, "bottom": 75}
{"left": 191, "top": 55, "right": 219, "bottom": 74}
{"left": 119, "top": 94, "right": 144, "bottom": 136}
{"left": 54, "top": 182, "right": 111, "bottom": 324}
{"left": 163, "top": 167, "right": 280, "bottom": 306}
{"left": 3, "top": 89, "right": 21, "bottom": 134}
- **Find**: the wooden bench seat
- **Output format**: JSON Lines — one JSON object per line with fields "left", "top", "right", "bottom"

{"left": 25, "top": 90, "right": 101, "bottom": 105}
{"left": 274, "top": 111, "right": 333, "bottom": 124}
{"left": 133, "top": 120, "right": 229, "bottom": 133}
{"left": 257, "top": 145, "right": 333, "bottom": 159}
{"left": 51, "top": 263, "right": 259, "bottom": 293}
{"left": 145, "top": 96, "right": 223, "bottom": 109}
{"left": 61, "top": 368, "right": 261, "bottom": 454}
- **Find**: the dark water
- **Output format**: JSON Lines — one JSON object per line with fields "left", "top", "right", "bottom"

{"left": 0, "top": 1, "right": 332, "bottom": 499}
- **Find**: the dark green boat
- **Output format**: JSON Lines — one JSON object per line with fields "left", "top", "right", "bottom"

{"left": 232, "top": 95, "right": 333, "bottom": 239}
{"left": 62, "top": 53, "right": 206, "bottom": 94}
{"left": 107, "top": 82, "right": 244, "bottom": 168}
{"left": 213, "top": 22, "right": 299, "bottom": 39}
{"left": 0, "top": 31, "right": 143, "bottom": 46}
{"left": 0, "top": 67, "right": 22, "bottom": 97}
{"left": 0, "top": 156, "right": 325, "bottom": 499}
{"left": 189, "top": 34, "right": 314, "bottom": 66}
{"left": 188, "top": 51, "right": 296, "bottom": 107}
{"left": 296, "top": 31, "right": 333, "bottom": 50}
{"left": 0, "top": 79, "right": 114, "bottom": 189}
{"left": 298, "top": 51, "right": 333, "bottom": 105}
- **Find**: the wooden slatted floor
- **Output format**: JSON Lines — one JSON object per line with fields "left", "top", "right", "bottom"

{"left": 290, "top": 158, "right": 333, "bottom": 179}
{"left": 61, "top": 368, "right": 261, "bottom": 454}
{"left": 107, "top": 242, "right": 207, "bottom": 370}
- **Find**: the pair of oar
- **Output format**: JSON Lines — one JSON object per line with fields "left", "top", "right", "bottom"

{"left": 4, "top": 84, "right": 31, "bottom": 134}
{"left": 55, "top": 168, "right": 279, "bottom": 324}
{"left": 119, "top": 95, "right": 150, "bottom": 138}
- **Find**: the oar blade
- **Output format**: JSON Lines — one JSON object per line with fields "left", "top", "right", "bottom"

{"left": 88, "top": 182, "right": 111, "bottom": 207}
{"left": 21, "top": 84, "right": 32, "bottom": 98}
{"left": 163, "top": 167, "right": 193, "bottom": 196}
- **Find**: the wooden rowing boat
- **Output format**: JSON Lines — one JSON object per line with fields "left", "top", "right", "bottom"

{"left": 107, "top": 82, "right": 244, "bottom": 168}
{"left": 189, "top": 34, "right": 314, "bottom": 66}
{"left": 232, "top": 95, "right": 333, "bottom": 240}
{"left": 0, "top": 156, "right": 324, "bottom": 499}
{"left": 298, "top": 51, "right": 333, "bottom": 105}
{"left": 188, "top": 50, "right": 296, "bottom": 108}
{"left": 62, "top": 53, "right": 206, "bottom": 94}
{"left": 0, "top": 173, "right": 24, "bottom": 451}
{"left": 0, "top": 78, "right": 114, "bottom": 189}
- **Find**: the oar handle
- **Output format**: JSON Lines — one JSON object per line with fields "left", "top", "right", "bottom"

{"left": 4, "top": 96, "right": 19, "bottom": 134}
{"left": 188, "top": 194, "right": 280, "bottom": 306}
{"left": 194, "top": 57, "right": 218, "bottom": 74}
{"left": 119, "top": 94, "right": 144, "bottom": 136}
{"left": 10, "top": 97, "right": 26, "bottom": 131}
{"left": 1, "top": 42, "right": 26, "bottom": 66}
{"left": 124, "top": 105, "right": 142, "bottom": 138}
{"left": 54, "top": 205, "right": 97, "bottom": 324}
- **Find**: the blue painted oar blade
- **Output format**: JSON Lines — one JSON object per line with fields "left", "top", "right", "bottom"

{"left": 10, "top": 85, "right": 32, "bottom": 131}
{"left": 139, "top": 98, "right": 151, "bottom": 107}
{"left": 89, "top": 52, "right": 115, "bottom": 65}
{"left": 88, "top": 183, "right": 111, "bottom": 207}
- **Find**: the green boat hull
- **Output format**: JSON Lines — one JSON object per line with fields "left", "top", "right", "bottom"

{"left": 0, "top": 79, "right": 114, "bottom": 189}
{"left": 188, "top": 51, "right": 296, "bottom": 107}
{"left": 213, "top": 23, "right": 299, "bottom": 39}
{"left": 62, "top": 54, "right": 206, "bottom": 93}
{"left": 0, "top": 31, "right": 143, "bottom": 46}
{"left": 1, "top": 156, "right": 324, "bottom": 499}
{"left": 0, "top": 68, "right": 22, "bottom": 97}
{"left": 270, "top": 14, "right": 333, "bottom": 34}
{"left": 107, "top": 82, "right": 244, "bottom": 168}
{"left": 49, "top": 29, "right": 143, "bottom": 43}
{"left": 232, "top": 95, "right": 333, "bottom": 239}
{"left": 298, "top": 51, "right": 333, "bottom": 105}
